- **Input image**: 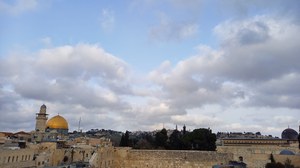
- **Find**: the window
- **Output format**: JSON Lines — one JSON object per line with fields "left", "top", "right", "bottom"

{"left": 12, "top": 156, "right": 14, "bottom": 162}
{"left": 16, "top": 156, "right": 18, "bottom": 162}
{"left": 239, "top": 156, "right": 243, "bottom": 162}
{"left": 8, "top": 156, "right": 10, "bottom": 163}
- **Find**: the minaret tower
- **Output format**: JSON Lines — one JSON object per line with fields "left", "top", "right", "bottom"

{"left": 35, "top": 104, "right": 48, "bottom": 133}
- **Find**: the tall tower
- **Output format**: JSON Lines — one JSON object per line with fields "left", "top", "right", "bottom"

{"left": 35, "top": 104, "right": 48, "bottom": 133}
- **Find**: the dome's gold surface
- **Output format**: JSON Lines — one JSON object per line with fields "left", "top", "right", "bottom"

{"left": 46, "top": 115, "right": 68, "bottom": 129}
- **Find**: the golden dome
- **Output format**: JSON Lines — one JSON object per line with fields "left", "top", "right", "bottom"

{"left": 46, "top": 115, "right": 68, "bottom": 130}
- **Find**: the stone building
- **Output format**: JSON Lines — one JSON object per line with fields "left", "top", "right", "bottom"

{"left": 35, "top": 104, "right": 48, "bottom": 133}
{"left": 33, "top": 104, "right": 69, "bottom": 142}
{"left": 1, "top": 104, "right": 300, "bottom": 168}
{"left": 217, "top": 128, "right": 300, "bottom": 167}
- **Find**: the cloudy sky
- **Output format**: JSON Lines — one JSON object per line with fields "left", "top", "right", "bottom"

{"left": 1, "top": 0, "right": 299, "bottom": 137}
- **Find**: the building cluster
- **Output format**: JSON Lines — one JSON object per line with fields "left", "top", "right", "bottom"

{"left": 0, "top": 104, "right": 299, "bottom": 168}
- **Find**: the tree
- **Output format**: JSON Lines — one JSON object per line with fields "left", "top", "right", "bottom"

{"left": 135, "top": 139, "right": 152, "bottom": 149}
{"left": 298, "top": 133, "right": 300, "bottom": 149}
{"left": 155, "top": 128, "right": 168, "bottom": 149}
{"left": 265, "top": 154, "right": 286, "bottom": 168}
{"left": 119, "top": 131, "right": 130, "bottom": 147}
{"left": 168, "top": 129, "right": 184, "bottom": 150}
{"left": 187, "top": 128, "right": 216, "bottom": 151}
{"left": 119, "top": 134, "right": 125, "bottom": 146}
{"left": 269, "top": 153, "right": 275, "bottom": 163}
{"left": 265, "top": 162, "right": 284, "bottom": 168}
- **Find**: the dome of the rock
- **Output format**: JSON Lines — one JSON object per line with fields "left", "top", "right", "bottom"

{"left": 46, "top": 115, "right": 68, "bottom": 130}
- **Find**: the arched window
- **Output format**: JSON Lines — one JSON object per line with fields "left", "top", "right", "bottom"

{"left": 239, "top": 156, "right": 243, "bottom": 162}
{"left": 63, "top": 156, "right": 68, "bottom": 162}
{"left": 8, "top": 156, "right": 10, "bottom": 163}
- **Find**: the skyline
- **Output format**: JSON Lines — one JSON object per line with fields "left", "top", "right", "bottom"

{"left": 0, "top": 0, "right": 300, "bottom": 137}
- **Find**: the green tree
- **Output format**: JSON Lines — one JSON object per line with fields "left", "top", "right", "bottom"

{"left": 168, "top": 129, "right": 184, "bottom": 150}
{"left": 119, "top": 131, "right": 130, "bottom": 147}
{"left": 270, "top": 153, "right": 275, "bottom": 163}
{"left": 119, "top": 134, "right": 125, "bottom": 146}
{"left": 188, "top": 128, "right": 216, "bottom": 151}
{"left": 155, "top": 128, "right": 168, "bottom": 149}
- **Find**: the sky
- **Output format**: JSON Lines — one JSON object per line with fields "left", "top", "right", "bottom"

{"left": 0, "top": 0, "right": 300, "bottom": 137}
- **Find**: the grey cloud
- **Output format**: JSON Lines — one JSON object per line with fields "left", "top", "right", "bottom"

{"left": 220, "top": 0, "right": 300, "bottom": 21}
{"left": 213, "top": 17, "right": 300, "bottom": 81}
{"left": 0, "top": 90, "right": 34, "bottom": 131}
{"left": 247, "top": 73, "right": 300, "bottom": 109}
{"left": 214, "top": 19, "right": 271, "bottom": 46}
{"left": 237, "top": 21, "right": 270, "bottom": 45}
{"left": 149, "top": 16, "right": 300, "bottom": 112}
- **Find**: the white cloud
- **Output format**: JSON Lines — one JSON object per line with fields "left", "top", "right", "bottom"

{"left": 149, "top": 13, "right": 198, "bottom": 42}
{"left": 171, "top": 114, "right": 222, "bottom": 128}
{"left": 1, "top": 6, "right": 300, "bottom": 136}
{"left": 145, "top": 15, "right": 300, "bottom": 135}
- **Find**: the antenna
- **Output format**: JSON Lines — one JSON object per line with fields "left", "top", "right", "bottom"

{"left": 78, "top": 117, "right": 81, "bottom": 132}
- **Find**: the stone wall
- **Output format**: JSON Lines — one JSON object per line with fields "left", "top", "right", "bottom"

{"left": 50, "top": 146, "right": 94, "bottom": 166}
{"left": 217, "top": 145, "right": 300, "bottom": 168}
{"left": 274, "top": 155, "right": 300, "bottom": 167}
{"left": 113, "top": 148, "right": 233, "bottom": 168}
{"left": 0, "top": 148, "right": 35, "bottom": 168}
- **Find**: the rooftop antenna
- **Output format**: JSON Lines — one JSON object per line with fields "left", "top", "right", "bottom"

{"left": 78, "top": 117, "right": 81, "bottom": 132}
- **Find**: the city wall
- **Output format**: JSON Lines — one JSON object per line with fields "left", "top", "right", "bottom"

{"left": 217, "top": 145, "right": 300, "bottom": 168}
{"left": 113, "top": 148, "right": 233, "bottom": 168}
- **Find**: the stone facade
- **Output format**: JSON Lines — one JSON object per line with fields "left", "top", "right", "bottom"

{"left": 113, "top": 148, "right": 233, "bottom": 168}
{"left": 217, "top": 144, "right": 300, "bottom": 168}
{"left": 1, "top": 139, "right": 299, "bottom": 168}
{"left": 35, "top": 105, "right": 48, "bottom": 133}
{"left": 0, "top": 148, "right": 36, "bottom": 168}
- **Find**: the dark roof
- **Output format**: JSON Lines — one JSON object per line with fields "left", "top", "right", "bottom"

{"left": 281, "top": 128, "right": 298, "bottom": 140}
